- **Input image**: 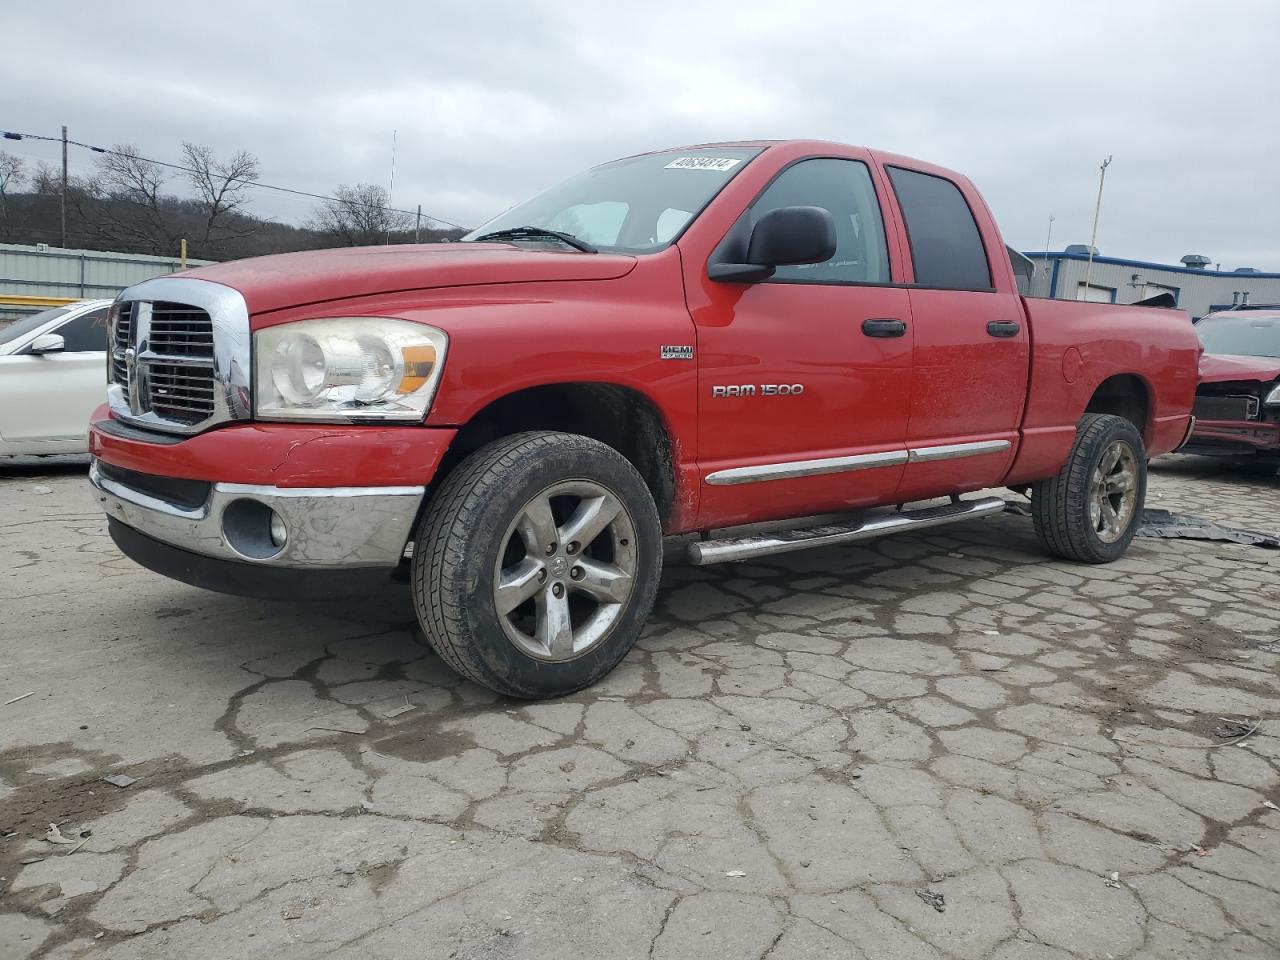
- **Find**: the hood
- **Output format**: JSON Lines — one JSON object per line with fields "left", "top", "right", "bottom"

{"left": 1199, "top": 353, "right": 1280, "bottom": 385}
{"left": 181, "top": 243, "right": 638, "bottom": 315}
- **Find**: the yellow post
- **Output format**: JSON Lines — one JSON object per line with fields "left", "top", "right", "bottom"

{"left": 180, "top": 238, "right": 188, "bottom": 270}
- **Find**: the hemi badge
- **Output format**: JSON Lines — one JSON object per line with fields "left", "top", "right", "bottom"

{"left": 661, "top": 345, "right": 694, "bottom": 360}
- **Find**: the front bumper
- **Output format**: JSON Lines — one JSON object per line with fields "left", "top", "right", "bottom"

{"left": 1186, "top": 418, "right": 1280, "bottom": 454}
{"left": 88, "top": 409, "right": 457, "bottom": 595}
{"left": 91, "top": 459, "right": 424, "bottom": 569}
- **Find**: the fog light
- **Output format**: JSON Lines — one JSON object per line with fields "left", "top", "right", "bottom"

{"left": 269, "top": 511, "right": 288, "bottom": 548}
{"left": 222, "top": 499, "right": 288, "bottom": 561}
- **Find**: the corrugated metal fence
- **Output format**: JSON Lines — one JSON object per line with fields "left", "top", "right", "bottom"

{"left": 0, "top": 242, "right": 215, "bottom": 322}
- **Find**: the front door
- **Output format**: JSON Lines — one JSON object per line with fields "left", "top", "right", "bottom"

{"left": 686, "top": 156, "right": 914, "bottom": 529}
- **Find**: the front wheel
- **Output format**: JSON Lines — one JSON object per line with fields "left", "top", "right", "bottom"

{"left": 412, "top": 431, "right": 662, "bottom": 699}
{"left": 1031, "top": 413, "right": 1147, "bottom": 564}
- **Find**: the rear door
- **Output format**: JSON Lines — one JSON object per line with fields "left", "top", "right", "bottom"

{"left": 881, "top": 164, "right": 1028, "bottom": 500}
{"left": 688, "top": 154, "right": 915, "bottom": 529}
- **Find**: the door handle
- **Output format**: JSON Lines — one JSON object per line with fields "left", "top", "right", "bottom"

{"left": 987, "top": 320, "right": 1021, "bottom": 338}
{"left": 862, "top": 318, "right": 907, "bottom": 338}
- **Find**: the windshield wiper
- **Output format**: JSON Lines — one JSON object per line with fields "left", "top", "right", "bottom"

{"left": 469, "top": 226, "right": 597, "bottom": 253}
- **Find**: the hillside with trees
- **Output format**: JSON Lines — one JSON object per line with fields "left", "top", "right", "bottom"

{"left": 0, "top": 144, "right": 466, "bottom": 262}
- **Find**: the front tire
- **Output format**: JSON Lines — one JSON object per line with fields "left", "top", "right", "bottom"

{"left": 1031, "top": 413, "right": 1147, "bottom": 564}
{"left": 412, "top": 431, "right": 662, "bottom": 699}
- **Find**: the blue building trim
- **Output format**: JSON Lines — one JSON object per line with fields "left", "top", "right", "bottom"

{"left": 1022, "top": 251, "right": 1280, "bottom": 280}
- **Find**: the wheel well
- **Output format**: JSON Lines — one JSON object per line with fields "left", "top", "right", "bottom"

{"left": 1084, "top": 374, "right": 1150, "bottom": 440}
{"left": 438, "top": 383, "right": 676, "bottom": 521}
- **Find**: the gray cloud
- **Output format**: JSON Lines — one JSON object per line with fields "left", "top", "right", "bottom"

{"left": 4, "top": 0, "right": 1277, "bottom": 266}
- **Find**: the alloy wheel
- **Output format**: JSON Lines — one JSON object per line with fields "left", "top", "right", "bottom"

{"left": 1088, "top": 439, "right": 1138, "bottom": 543}
{"left": 493, "top": 479, "right": 638, "bottom": 661}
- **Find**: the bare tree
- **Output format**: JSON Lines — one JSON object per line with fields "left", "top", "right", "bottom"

{"left": 310, "top": 183, "right": 412, "bottom": 246}
{"left": 77, "top": 144, "right": 179, "bottom": 254}
{"left": 0, "top": 151, "right": 25, "bottom": 237}
{"left": 182, "top": 142, "right": 260, "bottom": 250}
{"left": 30, "top": 161, "right": 60, "bottom": 196}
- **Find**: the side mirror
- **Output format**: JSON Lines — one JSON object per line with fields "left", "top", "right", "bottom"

{"left": 28, "top": 333, "right": 65, "bottom": 355}
{"left": 708, "top": 205, "right": 837, "bottom": 282}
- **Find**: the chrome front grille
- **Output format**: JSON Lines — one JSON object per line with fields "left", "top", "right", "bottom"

{"left": 106, "top": 277, "right": 251, "bottom": 435}
{"left": 147, "top": 361, "right": 217, "bottom": 422}
{"left": 148, "top": 303, "right": 216, "bottom": 357}
{"left": 111, "top": 302, "right": 133, "bottom": 405}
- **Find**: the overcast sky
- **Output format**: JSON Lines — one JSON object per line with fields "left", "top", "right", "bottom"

{"left": 4, "top": 1, "right": 1277, "bottom": 267}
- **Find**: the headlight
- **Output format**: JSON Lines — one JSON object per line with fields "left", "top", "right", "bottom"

{"left": 254, "top": 317, "right": 447, "bottom": 422}
{"left": 1265, "top": 383, "right": 1280, "bottom": 407}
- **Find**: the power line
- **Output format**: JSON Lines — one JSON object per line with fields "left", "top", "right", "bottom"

{"left": 1, "top": 129, "right": 465, "bottom": 230}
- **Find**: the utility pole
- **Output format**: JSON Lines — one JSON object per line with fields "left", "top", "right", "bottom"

{"left": 1042, "top": 214, "right": 1055, "bottom": 287}
{"left": 415, "top": 204, "right": 422, "bottom": 244}
{"left": 386, "top": 128, "right": 397, "bottom": 245}
{"left": 1081, "top": 156, "right": 1112, "bottom": 300}
{"left": 60, "top": 125, "right": 68, "bottom": 249}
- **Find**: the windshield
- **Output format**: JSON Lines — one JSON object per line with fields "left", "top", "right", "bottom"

{"left": 1196, "top": 314, "right": 1280, "bottom": 358}
{"left": 463, "top": 146, "right": 764, "bottom": 253}
{"left": 0, "top": 306, "right": 74, "bottom": 347}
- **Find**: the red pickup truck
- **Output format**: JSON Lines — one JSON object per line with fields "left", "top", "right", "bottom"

{"left": 89, "top": 140, "right": 1199, "bottom": 698}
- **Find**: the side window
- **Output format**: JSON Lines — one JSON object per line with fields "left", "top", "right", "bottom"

{"left": 750, "top": 159, "right": 890, "bottom": 284}
{"left": 886, "top": 167, "right": 992, "bottom": 289}
{"left": 54, "top": 307, "right": 109, "bottom": 352}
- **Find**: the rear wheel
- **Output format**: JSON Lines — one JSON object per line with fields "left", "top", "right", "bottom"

{"left": 412, "top": 431, "right": 662, "bottom": 699}
{"left": 1031, "top": 413, "right": 1147, "bottom": 563}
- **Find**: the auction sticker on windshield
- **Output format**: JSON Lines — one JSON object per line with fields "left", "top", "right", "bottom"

{"left": 665, "top": 157, "right": 742, "bottom": 171}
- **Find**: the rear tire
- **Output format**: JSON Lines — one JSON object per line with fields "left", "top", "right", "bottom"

{"left": 412, "top": 431, "right": 662, "bottom": 699}
{"left": 1031, "top": 414, "right": 1147, "bottom": 564}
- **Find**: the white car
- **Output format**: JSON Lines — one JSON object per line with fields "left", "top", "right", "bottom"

{"left": 0, "top": 299, "right": 113, "bottom": 456}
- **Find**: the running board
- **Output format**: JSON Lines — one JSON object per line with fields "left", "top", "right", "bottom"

{"left": 686, "top": 496, "right": 1007, "bottom": 565}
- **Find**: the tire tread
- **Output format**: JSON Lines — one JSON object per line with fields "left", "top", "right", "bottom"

{"left": 1030, "top": 413, "right": 1145, "bottom": 564}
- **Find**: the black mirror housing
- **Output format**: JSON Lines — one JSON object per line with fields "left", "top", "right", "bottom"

{"left": 746, "top": 206, "right": 837, "bottom": 267}
{"left": 707, "top": 205, "right": 837, "bottom": 283}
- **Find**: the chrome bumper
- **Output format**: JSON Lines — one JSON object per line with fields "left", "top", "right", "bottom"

{"left": 90, "top": 460, "right": 423, "bottom": 568}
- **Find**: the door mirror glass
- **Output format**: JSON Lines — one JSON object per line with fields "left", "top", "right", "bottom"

{"left": 747, "top": 205, "right": 837, "bottom": 267}
{"left": 28, "top": 333, "right": 66, "bottom": 355}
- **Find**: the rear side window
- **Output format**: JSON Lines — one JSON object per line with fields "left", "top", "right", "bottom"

{"left": 887, "top": 167, "right": 992, "bottom": 290}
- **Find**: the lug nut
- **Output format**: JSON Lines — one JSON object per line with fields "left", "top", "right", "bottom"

{"left": 545, "top": 543, "right": 557, "bottom": 556}
{"left": 537, "top": 569, "right": 548, "bottom": 583}
{"left": 551, "top": 582, "right": 565, "bottom": 598}
{"left": 566, "top": 541, "right": 580, "bottom": 555}
{"left": 570, "top": 566, "right": 584, "bottom": 581}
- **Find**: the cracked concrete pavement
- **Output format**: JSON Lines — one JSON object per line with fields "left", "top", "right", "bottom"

{"left": 1, "top": 454, "right": 1278, "bottom": 959}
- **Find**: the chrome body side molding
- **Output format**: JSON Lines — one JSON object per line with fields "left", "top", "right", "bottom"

{"left": 906, "top": 439, "right": 1012, "bottom": 463}
{"left": 704, "top": 439, "right": 1013, "bottom": 486}
{"left": 705, "top": 450, "right": 909, "bottom": 486}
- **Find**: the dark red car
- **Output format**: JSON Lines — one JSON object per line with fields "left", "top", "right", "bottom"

{"left": 1187, "top": 309, "right": 1280, "bottom": 457}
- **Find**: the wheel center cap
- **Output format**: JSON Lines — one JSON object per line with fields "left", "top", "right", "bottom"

{"left": 549, "top": 556, "right": 568, "bottom": 578}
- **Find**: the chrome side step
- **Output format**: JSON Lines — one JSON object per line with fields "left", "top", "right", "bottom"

{"left": 686, "top": 496, "right": 1006, "bottom": 565}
